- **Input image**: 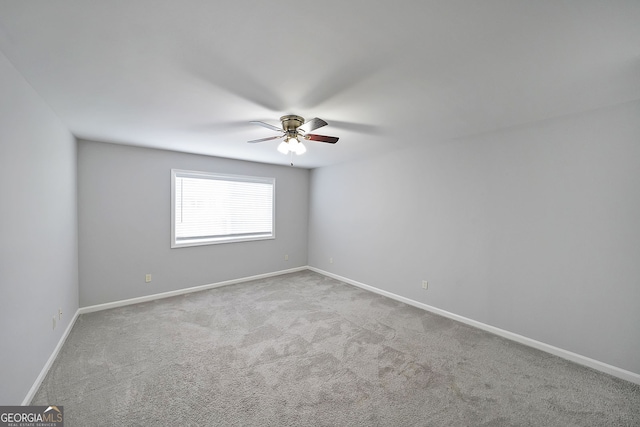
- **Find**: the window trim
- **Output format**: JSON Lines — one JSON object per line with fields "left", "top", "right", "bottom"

{"left": 171, "top": 169, "right": 276, "bottom": 248}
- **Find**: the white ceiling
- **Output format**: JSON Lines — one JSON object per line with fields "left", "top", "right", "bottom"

{"left": 1, "top": 1, "right": 639, "bottom": 168}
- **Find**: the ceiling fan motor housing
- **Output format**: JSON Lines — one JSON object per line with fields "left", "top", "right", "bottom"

{"left": 280, "top": 115, "right": 305, "bottom": 133}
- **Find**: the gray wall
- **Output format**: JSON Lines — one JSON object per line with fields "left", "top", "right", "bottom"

{"left": 0, "top": 52, "right": 78, "bottom": 404}
{"left": 78, "top": 141, "right": 309, "bottom": 307}
{"left": 308, "top": 100, "right": 640, "bottom": 375}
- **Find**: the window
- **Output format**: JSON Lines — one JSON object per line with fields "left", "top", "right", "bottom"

{"left": 171, "top": 169, "right": 275, "bottom": 247}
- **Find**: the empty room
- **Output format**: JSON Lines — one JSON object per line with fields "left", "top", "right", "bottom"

{"left": 1, "top": 1, "right": 639, "bottom": 425}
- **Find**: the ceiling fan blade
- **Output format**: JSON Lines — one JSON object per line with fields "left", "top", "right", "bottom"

{"left": 304, "top": 134, "right": 339, "bottom": 144}
{"left": 321, "top": 119, "right": 382, "bottom": 135}
{"left": 250, "top": 121, "right": 283, "bottom": 133}
{"left": 298, "top": 118, "right": 328, "bottom": 133}
{"left": 247, "top": 135, "right": 284, "bottom": 143}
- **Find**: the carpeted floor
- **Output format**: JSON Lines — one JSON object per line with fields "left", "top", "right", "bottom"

{"left": 33, "top": 270, "right": 639, "bottom": 426}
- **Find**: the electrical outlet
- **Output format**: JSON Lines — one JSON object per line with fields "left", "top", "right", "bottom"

{"left": 422, "top": 280, "right": 429, "bottom": 290}
{"left": 329, "top": 257, "right": 333, "bottom": 264}
{"left": 284, "top": 254, "right": 289, "bottom": 261}
{"left": 145, "top": 274, "right": 152, "bottom": 283}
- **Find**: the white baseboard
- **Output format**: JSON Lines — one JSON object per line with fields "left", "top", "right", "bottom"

{"left": 79, "top": 266, "right": 307, "bottom": 314}
{"left": 26, "top": 264, "right": 637, "bottom": 406}
{"left": 308, "top": 267, "right": 640, "bottom": 386}
{"left": 22, "top": 309, "right": 80, "bottom": 405}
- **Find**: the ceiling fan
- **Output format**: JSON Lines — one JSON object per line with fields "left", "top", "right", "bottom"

{"left": 248, "top": 115, "right": 339, "bottom": 156}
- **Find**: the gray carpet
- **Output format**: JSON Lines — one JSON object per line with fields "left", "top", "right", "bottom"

{"left": 33, "top": 270, "right": 639, "bottom": 426}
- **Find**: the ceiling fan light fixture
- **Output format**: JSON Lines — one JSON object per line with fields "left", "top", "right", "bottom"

{"left": 287, "top": 136, "right": 306, "bottom": 155}
{"left": 273, "top": 135, "right": 306, "bottom": 156}
{"left": 294, "top": 141, "right": 307, "bottom": 155}
{"left": 277, "top": 140, "right": 289, "bottom": 154}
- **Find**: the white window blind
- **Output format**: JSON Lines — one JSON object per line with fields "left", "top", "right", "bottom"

{"left": 171, "top": 170, "right": 275, "bottom": 247}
